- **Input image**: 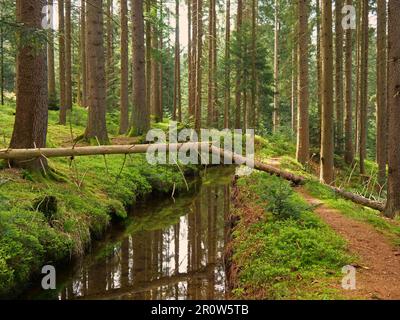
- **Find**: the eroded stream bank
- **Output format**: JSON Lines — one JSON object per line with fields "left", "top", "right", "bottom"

{"left": 21, "top": 167, "right": 235, "bottom": 300}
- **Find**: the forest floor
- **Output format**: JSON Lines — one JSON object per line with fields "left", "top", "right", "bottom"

{"left": 298, "top": 188, "right": 400, "bottom": 300}
{"left": 230, "top": 151, "right": 400, "bottom": 300}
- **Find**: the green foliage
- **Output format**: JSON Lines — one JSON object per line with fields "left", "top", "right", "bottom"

{"left": 233, "top": 173, "right": 353, "bottom": 299}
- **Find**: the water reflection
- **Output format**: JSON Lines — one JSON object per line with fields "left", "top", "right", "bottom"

{"left": 54, "top": 171, "right": 232, "bottom": 300}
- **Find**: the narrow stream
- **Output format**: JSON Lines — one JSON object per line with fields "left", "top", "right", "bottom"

{"left": 23, "top": 167, "right": 234, "bottom": 300}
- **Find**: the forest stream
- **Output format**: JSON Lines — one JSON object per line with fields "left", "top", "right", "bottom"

{"left": 20, "top": 167, "right": 235, "bottom": 300}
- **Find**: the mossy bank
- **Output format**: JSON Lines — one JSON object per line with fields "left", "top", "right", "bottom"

{"left": 0, "top": 102, "right": 198, "bottom": 298}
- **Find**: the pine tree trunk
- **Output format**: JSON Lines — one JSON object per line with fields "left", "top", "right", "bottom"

{"left": 81, "top": 0, "right": 87, "bottom": 107}
{"left": 47, "top": 0, "right": 56, "bottom": 109}
{"left": 10, "top": 0, "right": 48, "bottom": 171}
{"left": 106, "top": 0, "right": 114, "bottom": 101}
{"left": 291, "top": 45, "right": 297, "bottom": 134}
{"left": 120, "top": 0, "right": 129, "bottom": 134}
{"left": 316, "top": 0, "right": 322, "bottom": 145}
{"left": 85, "top": 0, "right": 108, "bottom": 143}
{"left": 145, "top": 0, "right": 152, "bottom": 121}
{"left": 250, "top": 0, "right": 257, "bottom": 129}
{"left": 152, "top": 20, "right": 160, "bottom": 122}
{"left": 335, "top": 0, "right": 344, "bottom": 154}
{"left": 235, "top": 0, "right": 242, "bottom": 129}
{"left": 320, "top": 0, "right": 334, "bottom": 184}
{"left": 131, "top": 0, "right": 149, "bottom": 135}
{"left": 359, "top": 0, "right": 369, "bottom": 175}
{"left": 344, "top": 0, "right": 354, "bottom": 165}
{"left": 224, "top": 0, "right": 231, "bottom": 129}
{"left": 65, "top": 0, "right": 72, "bottom": 111}
{"left": 195, "top": 0, "right": 203, "bottom": 130}
{"left": 273, "top": 0, "right": 280, "bottom": 133}
{"left": 173, "top": 0, "right": 181, "bottom": 122}
{"left": 376, "top": 0, "right": 388, "bottom": 185}
{"left": 385, "top": 0, "right": 400, "bottom": 219}
{"left": 296, "top": 0, "right": 309, "bottom": 165}
{"left": 58, "top": 0, "right": 67, "bottom": 124}
{"left": 207, "top": 0, "right": 215, "bottom": 126}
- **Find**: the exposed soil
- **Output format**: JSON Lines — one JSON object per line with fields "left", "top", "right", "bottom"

{"left": 297, "top": 187, "right": 400, "bottom": 300}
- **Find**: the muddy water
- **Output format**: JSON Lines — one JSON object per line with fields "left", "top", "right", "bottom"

{"left": 24, "top": 167, "right": 234, "bottom": 300}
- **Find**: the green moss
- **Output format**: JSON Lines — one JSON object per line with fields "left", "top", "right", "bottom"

{"left": 0, "top": 102, "right": 194, "bottom": 297}
{"left": 232, "top": 173, "right": 354, "bottom": 300}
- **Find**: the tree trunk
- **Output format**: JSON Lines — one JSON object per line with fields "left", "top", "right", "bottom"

{"left": 195, "top": 0, "right": 203, "bottom": 130}
{"left": 120, "top": 0, "right": 129, "bottom": 134}
{"left": 10, "top": 0, "right": 48, "bottom": 171}
{"left": 273, "top": 0, "right": 280, "bottom": 133}
{"left": 65, "top": 0, "right": 72, "bottom": 111}
{"left": 145, "top": 0, "right": 152, "bottom": 121}
{"left": 291, "top": 45, "right": 297, "bottom": 134}
{"left": 58, "top": 0, "right": 66, "bottom": 124}
{"left": 158, "top": 4, "right": 163, "bottom": 122}
{"left": 344, "top": 0, "right": 354, "bottom": 165}
{"left": 376, "top": 0, "right": 388, "bottom": 185}
{"left": 106, "top": 0, "right": 114, "bottom": 101}
{"left": 235, "top": 0, "right": 242, "bottom": 129}
{"left": 316, "top": 0, "right": 322, "bottom": 145}
{"left": 320, "top": 0, "right": 334, "bottom": 184}
{"left": 81, "top": 0, "right": 87, "bottom": 107}
{"left": 296, "top": 0, "right": 309, "bottom": 165}
{"left": 152, "top": 20, "right": 160, "bottom": 122}
{"left": 84, "top": 0, "right": 108, "bottom": 143}
{"left": 334, "top": 0, "right": 344, "bottom": 154}
{"left": 385, "top": 0, "right": 400, "bottom": 219}
{"left": 0, "top": 20, "right": 3, "bottom": 106}
{"left": 359, "top": 0, "right": 368, "bottom": 174}
{"left": 173, "top": 0, "right": 182, "bottom": 122}
{"left": 224, "top": 0, "right": 231, "bottom": 129}
{"left": 250, "top": 0, "right": 257, "bottom": 129}
{"left": 207, "top": 0, "right": 215, "bottom": 126}
{"left": 131, "top": 0, "right": 150, "bottom": 135}
{"left": 188, "top": 0, "right": 195, "bottom": 117}
{"left": 47, "top": 0, "right": 56, "bottom": 108}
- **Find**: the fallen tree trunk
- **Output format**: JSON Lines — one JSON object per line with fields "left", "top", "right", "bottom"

{"left": 209, "top": 145, "right": 305, "bottom": 185}
{"left": 329, "top": 186, "right": 386, "bottom": 212}
{"left": 0, "top": 143, "right": 385, "bottom": 211}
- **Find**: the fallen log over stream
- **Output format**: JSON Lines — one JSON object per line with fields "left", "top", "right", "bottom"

{"left": 0, "top": 143, "right": 386, "bottom": 212}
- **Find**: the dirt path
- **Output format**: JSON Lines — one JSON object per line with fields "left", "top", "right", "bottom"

{"left": 297, "top": 187, "right": 400, "bottom": 300}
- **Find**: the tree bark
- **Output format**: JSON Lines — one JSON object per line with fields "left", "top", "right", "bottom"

{"left": 235, "top": 0, "right": 243, "bottom": 129}
{"left": 84, "top": 0, "right": 108, "bottom": 143}
{"left": 173, "top": 0, "right": 182, "bottom": 122}
{"left": 224, "top": 0, "right": 231, "bottom": 129}
{"left": 207, "top": 0, "right": 215, "bottom": 126}
{"left": 195, "top": 0, "right": 203, "bottom": 130}
{"left": 106, "top": 0, "right": 114, "bottom": 100}
{"left": 58, "top": 0, "right": 67, "bottom": 124}
{"left": 376, "top": 0, "right": 388, "bottom": 185}
{"left": 47, "top": 0, "right": 56, "bottom": 109}
{"left": 81, "top": 0, "right": 87, "bottom": 107}
{"left": 131, "top": 0, "right": 150, "bottom": 135}
{"left": 385, "top": 0, "right": 400, "bottom": 218}
{"left": 120, "top": 0, "right": 129, "bottom": 134}
{"left": 273, "top": 0, "right": 280, "bottom": 133}
{"left": 10, "top": 0, "right": 48, "bottom": 171}
{"left": 296, "top": 0, "right": 309, "bottom": 165}
{"left": 65, "top": 0, "right": 72, "bottom": 111}
{"left": 334, "top": 0, "right": 344, "bottom": 154}
{"left": 145, "top": 0, "right": 152, "bottom": 122}
{"left": 320, "top": 0, "right": 334, "bottom": 184}
{"left": 344, "top": 0, "right": 354, "bottom": 165}
{"left": 359, "top": 0, "right": 369, "bottom": 174}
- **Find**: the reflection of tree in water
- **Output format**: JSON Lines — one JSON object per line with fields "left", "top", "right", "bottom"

{"left": 58, "top": 183, "right": 230, "bottom": 300}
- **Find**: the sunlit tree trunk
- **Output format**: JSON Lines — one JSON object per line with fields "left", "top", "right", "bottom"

{"left": 85, "top": 0, "right": 108, "bottom": 143}
{"left": 235, "top": 0, "right": 242, "bottom": 129}
{"left": 195, "top": 0, "right": 203, "bottom": 130}
{"left": 320, "top": 0, "right": 334, "bottom": 184}
{"left": 296, "top": 0, "right": 309, "bottom": 165}
{"left": 10, "top": 0, "right": 48, "bottom": 171}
